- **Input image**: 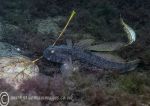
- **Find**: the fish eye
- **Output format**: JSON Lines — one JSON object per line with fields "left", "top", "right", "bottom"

{"left": 51, "top": 49, "right": 55, "bottom": 54}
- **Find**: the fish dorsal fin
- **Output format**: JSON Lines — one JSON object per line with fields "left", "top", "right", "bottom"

{"left": 74, "top": 39, "right": 95, "bottom": 49}
{"left": 87, "top": 42, "right": 125, "bottom": 52}
{"left": 66, "top": 39, "right": 73, "bottom": 48}
{"left": 92, "top": 52, "right": 125, "bottom": 62}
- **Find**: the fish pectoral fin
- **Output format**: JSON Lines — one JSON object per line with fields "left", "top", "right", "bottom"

{"left": 66, "top": 39, "right": 73, "bottom": 48}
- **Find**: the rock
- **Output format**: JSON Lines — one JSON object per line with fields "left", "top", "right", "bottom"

{"left": 0, "top": 42, "right": 40, "bottom": 90}
{"left": 0, "top": 56, "right": 39, "bottom": 89}
{"left": 0, "top": 22, "right": 23, "bottom": 39}
{"left": 35, "top": 16, "right": 94, "bottom": 40}
{"left": 52, "top": 16, "right": 66, "bottom": 24}
{"left": 36, "top": 16, "right": 65, "bottom": 37}
{"left": 0, "top": 42, "right": 20, "bottom": 56}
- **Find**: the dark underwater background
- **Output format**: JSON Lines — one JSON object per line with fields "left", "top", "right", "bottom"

{"left": 0, "top": 0, "right": 149, "bottom": 106}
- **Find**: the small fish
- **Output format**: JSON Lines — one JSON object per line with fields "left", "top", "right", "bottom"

{"left": 43, "top": 44, "right": 139, "bottom": 73}
{"left": 121, "top": 18, "right": 136, "bottom": 45}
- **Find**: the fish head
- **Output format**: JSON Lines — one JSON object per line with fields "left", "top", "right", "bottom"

{"left": 43, "top": 45, "right": 69, "bottom": 63}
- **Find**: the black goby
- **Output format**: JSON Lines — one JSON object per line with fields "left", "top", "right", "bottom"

{"left": 43, "top": 45, "right": 139, "bottom": 72}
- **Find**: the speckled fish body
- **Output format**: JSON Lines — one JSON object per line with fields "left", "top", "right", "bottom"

{"left": 43, "top": 45, "right": 138, "bottom": 72}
